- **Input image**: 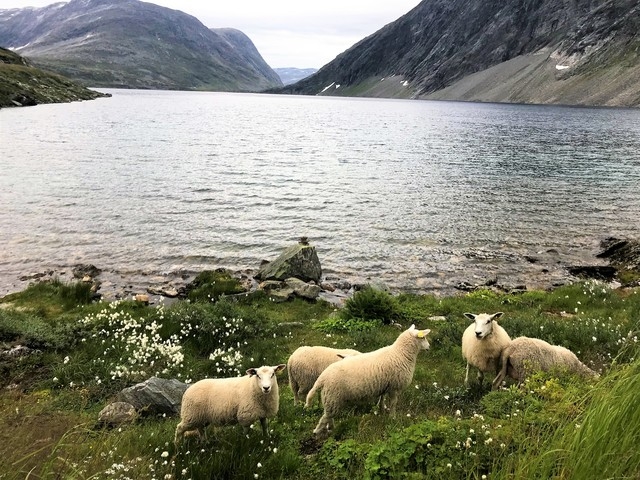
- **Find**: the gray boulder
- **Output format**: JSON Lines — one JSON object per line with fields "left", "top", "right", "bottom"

{"left": 256, "top": 239, "right": 322, "bottom": 283}
{"left": 117, "top": 377, "right": 189, "bottom": 415}
{"left": 98, "top": 401, "right": 138, "bottom": 426}
{"left": 285, "top": 277, "right": 321, "bottom": 300}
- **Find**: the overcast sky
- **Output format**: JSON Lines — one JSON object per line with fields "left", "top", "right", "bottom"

{"left": 3, "top": 0, "right": 423, "bottom": 68}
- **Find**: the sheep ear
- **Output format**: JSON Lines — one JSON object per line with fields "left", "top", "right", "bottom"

{"left": 464, "top": 313, "right": 476, "bottom": 321}
{"left": 246, "top": 368, "right": 258, "bottom": 377}
{"left": 491, "top": 312, "right": 504, "bottom": 320}
{"left": 274, "top": 364, "right": 286, "bottom": 373}
{"left": 417, "top": 329, "right": 431, "bottom": 338}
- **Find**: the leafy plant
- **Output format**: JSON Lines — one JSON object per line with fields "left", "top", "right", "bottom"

{"left": 342, "top": 286, "right": 400, "bottom": 325}
{"left": 185, "top": 269, "right": 247, "bottom": 303}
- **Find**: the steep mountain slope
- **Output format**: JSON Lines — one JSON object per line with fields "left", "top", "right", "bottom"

{"left": 0, "top": 0, "right": 282, "bottom": 92}
{"left": 278, "top": 0, "right": 640, "bottom": 107}
{"left": 0, "top": 46, "right": 109, "bottom": 108}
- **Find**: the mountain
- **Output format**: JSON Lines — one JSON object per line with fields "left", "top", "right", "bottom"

{"left": 0, "top": 46, "right": 109, "bottom": 108}
{"left": 274, "top": 68, "right": 317, "bottom": 86}
{"left": 277, "top": 0, "right": 640, "bottom": 108}
{"left": 0, "top": 0, "right": 283, "bottom": 92}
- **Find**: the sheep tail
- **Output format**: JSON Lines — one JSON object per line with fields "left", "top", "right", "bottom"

{"left": 305, "top": 379, "right": 322, "bottom": 408}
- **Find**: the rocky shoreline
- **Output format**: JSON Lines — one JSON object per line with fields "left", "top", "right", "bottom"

{"left": 3, "top": 237, "right": 639, "bottom": 306}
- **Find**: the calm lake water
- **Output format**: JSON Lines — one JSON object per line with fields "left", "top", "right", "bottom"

{"left": 2, "top": 89, "right": 640, "bottom": 297}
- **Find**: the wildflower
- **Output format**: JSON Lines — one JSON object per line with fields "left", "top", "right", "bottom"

{"left": 160, "top": 451, "right": 169, "bottom": 458}
{"left": 63, "top": 356, "right": 70, "bottom": 364}
{"left": 257, "top": 462, "right": 262, "bottom": 468}
{"left": 447, "top": 463, "right": 452, "bottom": 468}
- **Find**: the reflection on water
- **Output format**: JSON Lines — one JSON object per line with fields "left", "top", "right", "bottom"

{"left": 1, "top": 90, "right": 640, "bottom": 295}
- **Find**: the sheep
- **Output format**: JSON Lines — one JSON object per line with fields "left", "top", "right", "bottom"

{"left": 492, "top": 337, "right": 598, "bottom": 390}
{"left": 305, "top": 324, "right": 431, "bottom": 438}
{"left": 461, "top": 312, "right": 511, "bottom": 387}
{"left": 287, "top": 346, "right": 362, "bottom": 405}
{"left": 174, "top": 364, "right": 286, "bottom": 445}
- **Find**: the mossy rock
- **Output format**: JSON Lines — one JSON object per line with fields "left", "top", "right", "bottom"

{"left": 185, "top": 269, "right": 247, "bottom": 302}
{"left": 256, "top": 242, "right": 322, "bottom": 283}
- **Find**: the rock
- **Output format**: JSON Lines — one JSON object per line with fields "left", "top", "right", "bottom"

{"left": 98, "top": 402, "right": 138, "bottom": 426}
{"left": 147, "top": 286, "right": 179, "bottom": 298}
{"left": 10, "top": 93, "right": 37, "bottom": 107}
{"left": 255, "top": 239, "right": 322, "bottom": 283}
{"left": 597, "top": 237, "right": 640, "bottom": 270}
{"left": 454, "top": 281, "right": 476, "bottom": 292}
{"left": 72, "top": 264, "right": 101, "bottom": 279}
{"left": 427, "top": 316, "right": 448, "bottom": 322}
{"left": 320, "top": 282, "right": 336, "bottom": 292}
{"left": 259, "top": 280, "right": 284, "bottom": 290}
{"left": 117, "top": 377, "right": 189, "bottom": 416}
{"left": 134, "top": 294, "right": 150, "bottom": 304}
{"left": 1, "top": 345, "right": 41, "bottom": 358}
{"left": 19, "top": 272, "right": 46, "bottom": 281}
{"left": 567, "top": 265, "right": 617, "bottom": 281}
{"left": 265, "top": 285, "right": 295, "bottom": 302}
{"left": 285, "top": 277, "right": 321, "bottom": 300}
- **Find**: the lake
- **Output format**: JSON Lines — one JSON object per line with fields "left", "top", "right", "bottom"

{"left": 2, "top": 89, "right": 640, "bottom": 298}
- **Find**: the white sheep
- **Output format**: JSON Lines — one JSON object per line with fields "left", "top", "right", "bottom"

{"left": 174, "top": 364, "right": 286, "bottom": 445}
{"left": 461, "top": 312, "right": 511, "bottom": 387}
{"left": 287, "top": 346, "right": 362, "bottom": 405}
{"left": 305, "top": 324, "right": 431, "bottom": 438}
{"left": 492, "top": 336, "right": 598, "bottom": 389}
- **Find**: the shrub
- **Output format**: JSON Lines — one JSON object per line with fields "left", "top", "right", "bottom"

{"left": 314, "top": 313, "right": 381, "bottom": 333}
{"left": 342, "top": 286, "right": 400, "bottom": 325}
{"left": 185, "top": 269, "right": 247, "bottom": 303}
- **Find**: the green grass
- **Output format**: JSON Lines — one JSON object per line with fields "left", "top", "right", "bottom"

{"left": 0, "top": 280, "right": 639, "bottom": 479}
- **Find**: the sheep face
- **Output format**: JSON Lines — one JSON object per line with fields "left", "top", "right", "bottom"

{"left": 408, "top": 324, "right": 431, "bottom": 349}
{"left": 464, "top": 312, "right": 503, "bottom": 340}
{"left": 247, "top": 364, "right": 286, "bottom": 394}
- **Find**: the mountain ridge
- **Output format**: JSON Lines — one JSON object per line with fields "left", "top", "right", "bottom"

{"left": 276, "top": 0, "right": 640, "bottom": 107}
{"left": 0, "top": 0, "right": 283, "bottom": 92}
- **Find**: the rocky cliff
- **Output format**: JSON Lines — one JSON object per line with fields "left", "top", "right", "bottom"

{"left": 0, "top": 0, "right": 283, "bottom": 92}
{"left": 276, "top": 0, "right": 640, "bottom": 107}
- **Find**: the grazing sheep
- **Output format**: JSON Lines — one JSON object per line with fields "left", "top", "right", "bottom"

{"left": 174, "top": 364, "right": 286, "bottom": 445}
{"left": 492, "top": 337, "right": 598, "bottom": 389}
{"left": 287, "top": 346, "right": 362, "bottom": 405}
{"left": 305, "top": 324, "right": 431, "bottom": 438}
{"left": 461, "top": 312, "right": 511, "bottom": 387}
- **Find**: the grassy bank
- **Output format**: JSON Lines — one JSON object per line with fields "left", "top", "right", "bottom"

{"left": 1, "top": 278, "right": 639, "bottom": 479}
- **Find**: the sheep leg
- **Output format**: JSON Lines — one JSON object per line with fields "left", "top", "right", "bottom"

{"left": 464, "top": 363, "right": 470, "bottom": 387}
{"left": 290, "top": 380, "right": 300, "bottom": 405}
{"left": 385, "top": 392, "right": 399, "bottom": 415}
{"left": 260, "top": 417, "right": 270, "bottom": 437}
{"left": 174, "top": 421, "right": 199, "bottom": 446}
{"left": 313, "top": 413, "right": 333, "bottom": 437}
{"left": 477, "top": 370, "right": 484, "bottom": 385}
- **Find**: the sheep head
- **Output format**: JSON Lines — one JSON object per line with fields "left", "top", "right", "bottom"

{"left": 247, "top": 364, "right": 286, "bottom": 394}
{"left": 408, "top": 324, "right": 431, "bottom": 350}
{"left": 464, "top": 312, "right": 503, "bottom": 340}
